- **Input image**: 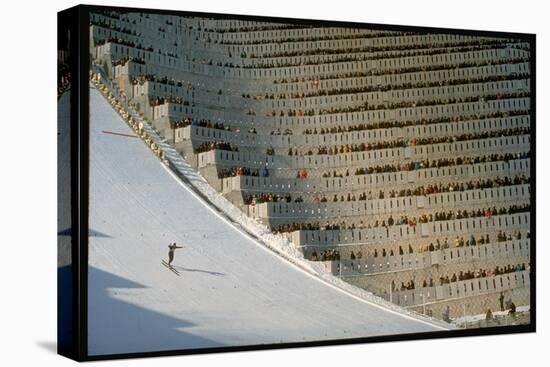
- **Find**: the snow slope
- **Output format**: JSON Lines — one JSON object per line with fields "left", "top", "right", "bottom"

{"left": 88, "top": 85, "right": 448, "bottom": 356}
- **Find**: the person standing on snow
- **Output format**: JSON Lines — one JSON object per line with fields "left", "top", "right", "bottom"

{"left": 168, "top": 242, "right": 183, "bottom": 266}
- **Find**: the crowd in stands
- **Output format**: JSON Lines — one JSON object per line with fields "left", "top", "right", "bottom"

{"left": 421, "top": 231, "right": 525, "bottom": 253}
{"left": 95, "top": 37, "right": 154, "bottom": 52}
{"left": 238, "top": 43, "right": 524, "bottom": 69}
{"left": 91, "top": 18, "right": 141, "bottom": 37}
{"left": 169, "top": 118, "right": 193, "bottom": 129}
{"left": 194, "top": 141, "right": 238, "bottom": 154}
{"left": 91, "top": 16, "right": 529, "bottom": 111}
{"left": 253, "top": 38, "right": 521, "bottom": 59}
{"left": 170, "top": 117, "right": 233, "bottom": 131}
{"left": 239, "top": 175, "right": 529, "bottom": 205}
{"left": 403, "top": 204, "right": 530, "bottom": 225}
{"left": 390, "top": 262, "right": 529, "bottom": 291}
{"left": 370, "top": 231, "right": 526, "bottom": 259}
{"left": 272, "top": 203, "right": 531, "bottom": 233}
{"left": 321, "top": 170, "right": 349, "bottom": 178}
{"left": 351, "top": 152, "right": 529, "bottom": 176}
{"left": 91, "top": 15, "right": 532, "bottom": 317}
{"left": 289, "top": 139, "right": 407, "bottom": 156}
{"left": 185, "top": 121, "right": 528, "bottom": 156}
{"left": 310, "top": 249, "right": 341, "bottom": 261}
{"left": 95, "top": 35, "right": 178, "bottom": 59}
{"left": 111, "top": 56, "right": 145, "bottom": 67}
{"left": 211, "top": 151, "right": 529, "bottom": 180}
{"left": 149, "top": 95, "right": 189, "bottom": 107}
{"left": 287, "top": 127, "right": 529, "bottom": 157}
{"left": 382, "top": 175, "right": 529, "bottom": 198}
{"left": 131, "top": 74, "right": 195, "bottom": 90}
{"left": 200, "top": 24, "right": 305, "bottom": 34}
{"left": 219, "top": 30, "right": 408, "bottom": 46}
{"left": 244, "top": 192, "right": 304, "bottom": 205}
{"left": 496, "top": 229, "right": 528, "bottom": 242}
{"left": 243, "top": 73, "right": 529, "bottom": 101}
{"left": 193, "top": 119, "right": 231, "bottom": 131}
{"left": 269, "top": 128, "right": 293, "bottom": 135}
{"left": 272, "top": 91, "right": 530, "bottom": 118}
{"left": 307, "top": 230, "right": 529, "bottom": 262}
{"left": 94, "top": 10, "right": 122, "bottom": 18}
{"left": 272, "top": 58, "right": 530, "bottom": 85}
{"left": 217, "top": 167, "right": 260, "bottom": 179}
{"left": 301, "top": 111, "right": 529, "bottom": 135}
{"left": 412, "top": 127, "right": 530, "bottom": 145}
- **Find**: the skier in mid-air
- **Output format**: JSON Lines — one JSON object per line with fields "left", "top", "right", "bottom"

{"left": 167, "top": 242, "right": 183, "bottom": 266}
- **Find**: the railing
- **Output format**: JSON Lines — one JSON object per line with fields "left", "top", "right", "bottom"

{"left": 324, "top": 239, "right": 530, "bottom": 276}
{"left": 235, "top": 33, "right": 500, "bottom": 55}
{"left": 184, "top": 115, "right": 530, "bottom": 149}
{"left": 220, "top": 158, "right": 530, "bottom": 195}
{"left": 272, "top": 62, "right": 529, "bottom": 94}
{"left": 249, "top": 184, "right": 529, "bottom": 220}
{"left": 197, "top": 136, "right": 529, "bottom": 171}
{"left": 291, "top": 212, "right": 531, "bottom": 246}
{"left": 379, "top": 270, "right": 530, "bottom": 307}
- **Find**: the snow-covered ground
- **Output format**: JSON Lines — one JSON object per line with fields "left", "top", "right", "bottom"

{"left": 88, "top": 85, "right": 449, "bottom": 356}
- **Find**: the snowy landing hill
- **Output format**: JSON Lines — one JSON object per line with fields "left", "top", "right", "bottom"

{"left": 86, "top": 86, "right": 448, "bottom": 356}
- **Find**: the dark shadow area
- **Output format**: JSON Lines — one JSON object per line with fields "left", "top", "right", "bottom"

{"left": 172, "top": 266, "right": 226, "bottom": 277}
{"left": 57, "top": 228, "right": 72, "bottom": 236}
{"left": 57, "top": 265, "right": 73, "bottom": 355}
{"left": 36, "top": 340, "right": 57, "bottom": 354}
{"left": 57, "top": 228, "right": 112, "bottom": 238}
{"left": 88, "top": 266, "right": 224, "bottom": 356}
{"left": 89, "top": 228, "right": 112, "bottom": 238}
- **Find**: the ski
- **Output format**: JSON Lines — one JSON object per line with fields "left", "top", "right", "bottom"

{"left": 161, "top": 260, "right": 180, "bottom": 276}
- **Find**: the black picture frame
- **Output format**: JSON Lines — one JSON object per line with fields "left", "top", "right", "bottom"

{"left": 58, "top": 4, "right": 536, "bottom": 361}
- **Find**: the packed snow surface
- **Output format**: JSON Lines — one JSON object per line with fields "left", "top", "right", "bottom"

{"left": 88, "top": 86, "right": 448, "bottom": 356}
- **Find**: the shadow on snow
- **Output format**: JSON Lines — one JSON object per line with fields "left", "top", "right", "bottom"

{"left": 88, "top": 266, "right": 224, "bottom": 356}
{"left": 171, "top": 265, "right": 226, "bottom": 277}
